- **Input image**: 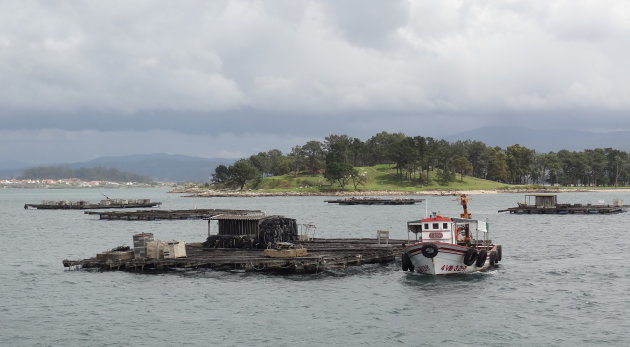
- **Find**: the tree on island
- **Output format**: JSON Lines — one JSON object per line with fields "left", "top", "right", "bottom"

{"left": 211, "top": 165, "right": 229, "bottom": 184}
{"left": 227, "top": 160, "right": 259, "bottom": 190}
{"left": 350, "top": 168, "right": 367, "bottom": 190}
{"left": 324, "top": 161, "right": 354, "bottom": 189}
{"left": 451, "top": 156, "right": 473, "bottom": 182}
{"left": 301, "top": 140, "right": 325, "bottom": 175}
{"left": 436, "top": 168, "right": 456, "bottom": 186}
{"left": 506, "top": 144, "right": 534, "bottom": 184}
{"left": 486, "top": 147, "right": 509, "bottom": 182}
{"left": 324, "top": 140, "right": 355, "bottom": 189}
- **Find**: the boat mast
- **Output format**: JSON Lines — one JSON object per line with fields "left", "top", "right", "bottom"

{"left": 458, "top": 194, "right": 473, "bottom": 244}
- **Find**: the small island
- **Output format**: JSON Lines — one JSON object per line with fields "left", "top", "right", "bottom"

{"left": 174, "top": 132, "right": 630, "bottom": 197}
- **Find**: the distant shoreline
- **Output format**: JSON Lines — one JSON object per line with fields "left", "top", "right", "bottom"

{"left": 172, "top": 188, "right": 630, "bottom": 197}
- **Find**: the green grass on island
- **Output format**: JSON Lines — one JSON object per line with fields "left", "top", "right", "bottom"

{"left": 252, "top": 164, "right": 510, "bottom": 193}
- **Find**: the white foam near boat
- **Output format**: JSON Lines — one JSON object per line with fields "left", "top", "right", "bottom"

{"left": 402, "top": 195, "right": 502, "bottom": 275}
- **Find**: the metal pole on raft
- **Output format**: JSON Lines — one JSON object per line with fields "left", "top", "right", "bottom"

{"left": 486, "top": 218, "right": 490, "bottom": 245}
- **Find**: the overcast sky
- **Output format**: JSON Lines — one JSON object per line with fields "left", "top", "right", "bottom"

{"left": 1, "top": 0, "right": 630, "bottom": 164}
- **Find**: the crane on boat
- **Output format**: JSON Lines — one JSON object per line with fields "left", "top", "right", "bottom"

{"left": 458, "top": 194, "right": 472, "bottom": 219}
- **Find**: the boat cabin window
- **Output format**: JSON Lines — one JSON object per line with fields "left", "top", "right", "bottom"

{"left": 424, "top": 223, "right": 429, "bottom": 229}
{"left": 432, "top": 223, "right": 439, "bottom": 229}
{"left": 408, "top": 223, "right": 422, "bottom": 233}
{"left": 443, "top": 223, "right": 448, "bottom": 229}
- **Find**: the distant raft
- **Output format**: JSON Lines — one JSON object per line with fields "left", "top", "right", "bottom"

{"left": 84, "top": 208, "right": 262, "bottom": 220}
{"left": 325, "top": 197, "right": 424, "bottom": 205}
{"left": 24, "top": 198, "right": 161, "bottom": 210}
{"left": 498, "top": 194, "right": 627, "bottom": 214}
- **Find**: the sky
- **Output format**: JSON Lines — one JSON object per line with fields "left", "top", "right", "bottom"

{"left": 1, "top": 0, "right": 630, "bottom": 165}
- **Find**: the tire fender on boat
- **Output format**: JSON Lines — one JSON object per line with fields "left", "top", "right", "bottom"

{"left": 476, "top": 250, "right": 488, "bottom": 267}
{"left": 489, "top": 251, "right": 498, "bottom": 266}
{"left": 463, "top": 248, "right": 478, "bottom": 266}
{"left": 401, "top": 252, "right": 414, "bottom": 271}
{"left": 421, "top": 243, "right": 439, "bottom": 258}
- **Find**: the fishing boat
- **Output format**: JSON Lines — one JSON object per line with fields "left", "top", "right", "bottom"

{"left": 401, "top": 194, "right": 502, "bottom": 275}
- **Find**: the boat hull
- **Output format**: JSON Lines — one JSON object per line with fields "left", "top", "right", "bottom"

{"left": 404, "top": 242, "right": 497, "bottom": 275}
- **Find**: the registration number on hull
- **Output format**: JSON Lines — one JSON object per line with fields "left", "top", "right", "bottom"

{"left": 440, "top": 265, "right": 467, "bottom": 272}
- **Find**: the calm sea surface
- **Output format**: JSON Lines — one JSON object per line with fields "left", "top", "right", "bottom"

{"left": 2, "top": 188, "right": 630, "bottom": 346}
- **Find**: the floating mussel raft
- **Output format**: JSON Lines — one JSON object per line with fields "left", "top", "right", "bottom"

{"left": 84, "top": 208, "right": 262, "bottom": 220}
{"left": 325, "top": 197, "right": 424, "bottom": 205}
{"left": 25, "top": 198, "right": 161, "bottom": 210}
{"left": 498, "top": 194, "right": 627, "bottom": 214}
{"left": 63, "top": 214, "right": 404, "bottom": 274}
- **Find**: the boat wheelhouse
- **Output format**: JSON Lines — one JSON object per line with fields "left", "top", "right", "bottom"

{"left": 406, "top": 214, "right": 489, "bottom": 247}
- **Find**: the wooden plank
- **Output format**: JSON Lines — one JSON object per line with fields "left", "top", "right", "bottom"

{"left": 84, "top": 208, "right": 262, "bottom": 220}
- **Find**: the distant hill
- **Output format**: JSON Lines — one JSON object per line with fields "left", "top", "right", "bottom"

{"left": 19, "top": 166, "right": 153, "bottom": 183}
{"left": 64, "top": 154, "right": 235, "bottom": 182}
{"left": 446, "top": 126, "right": 630, "bottom": 152}
{"left": 0, "top": 160, "right": 31, "bottom": 179}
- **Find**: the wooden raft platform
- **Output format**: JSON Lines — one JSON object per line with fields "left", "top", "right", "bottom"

{"left": 84, "top": 209, "right": 262, "bottom": 220}
{"left": 25, "top": 201, "right": 162, "bottom": 210}
{"left": 325, "top": 198, "right": 424, "bottom": 205}
{"left": 62, "top": 239, "right": 406, "bottom": 274}
{"left": 498, "top": 204, "right": 626, "bottom": 214}
{"left": 498, "top": 194, "right": 627, "bottom": 214}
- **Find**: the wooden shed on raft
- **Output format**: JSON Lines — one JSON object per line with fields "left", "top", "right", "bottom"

{"left": 205, "top": 214, "right": 298, "bottom": 249}
{"left": 498, "top": 194, "right": 627, "bottom": 214}
{"left": 525, "top": 194, "right": 557, "bottom": 208}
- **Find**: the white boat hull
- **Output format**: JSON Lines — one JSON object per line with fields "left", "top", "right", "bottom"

{"left": 404, "top": 242, "right": 496, "bottom": 275}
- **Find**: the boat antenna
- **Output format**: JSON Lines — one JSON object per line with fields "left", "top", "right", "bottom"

{"left": 425, "top": 198, "right": 428, "bottom": 218}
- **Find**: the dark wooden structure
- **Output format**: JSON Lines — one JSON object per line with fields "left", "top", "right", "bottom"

{"left": 84, "top": 209, "right": 262, "bottom": 220}
{"left": 204, "top": 215, "right": 298, "bottom": 249}
{"left": 25, "top": 199, "right": 161, "bottom": 210}
{"left": 62, "top": 239, "right": 405, "bottom": 274}
{"left": 325, "top": 197, "right": 424, "bottom": 205}
{"left": 498, "top": 194, "right": 627, "bottom": 214}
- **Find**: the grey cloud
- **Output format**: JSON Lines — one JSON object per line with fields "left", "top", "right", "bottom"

{"left": 1, "top": 1, "right": 630, "bottom": 165}
{"left": 320, "top": 0, "right": 410, "bottom": 49}
{"left": 3, "top": 1, "right": 629, "bottom": 116}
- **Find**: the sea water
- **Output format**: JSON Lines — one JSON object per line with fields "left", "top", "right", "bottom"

{"left": 2, "top": 188, "right": 630, "bottom": 346}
